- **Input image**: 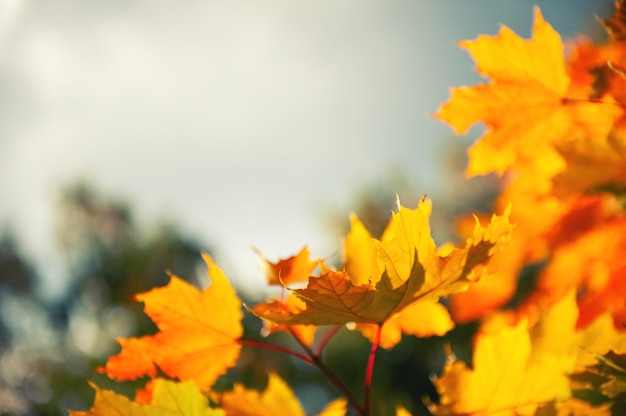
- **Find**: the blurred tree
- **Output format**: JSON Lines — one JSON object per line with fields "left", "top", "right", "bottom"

{"left": 0, "top": 182, "right": 212, "bottom": 415}
{"left": 0, "top": 231, "right": 53, "bottom": 415}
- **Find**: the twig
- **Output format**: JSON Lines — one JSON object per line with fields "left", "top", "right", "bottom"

{"left": 240, "top": 338, "right": 312, "bottom": 364}
{"left": 314, "top": 325, "right": 343, "bottom": 357}
{"left": 364, "top": 324, "right": 381, "bottom": 416}
{"left": 287, "top": 327, "right": 367, "bottom": 415}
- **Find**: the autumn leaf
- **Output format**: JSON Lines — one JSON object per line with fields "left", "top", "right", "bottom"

{"left": 570, "top": 350, "right": 626, "bottom": 411}
{"left": 98, "top": 254, "right": 243, "bottom": 391}
{"left": 551, "top": 131, "right": 626, "bottom": 197}
{"left": 219, "top": 373, "right": 305, "bottom": 416}
{"left": 251, "top": 248, "right": 319, "bottom": 345}
{"left": 448, "top": 232, "right": 526, "bottom": 323}
{"left": 252, "top": 293, "right": 317, "bottom": 345}
{"left": 433, "top": 314, "right": 567, "bottom": 415}
{"left": 433, "top": 292, "right": 626, "bottom": 415}
{"left": 220, "top": 377, "right": 350, "bottom": 416}
{"left": 448, "top": 187, "right": 626, "bottom": 324}
{"left": 255, "top": 246, "right": 318, "bottom": 286}
{"left": 68, "top": 379, "right": 224, "bottom": 416}
{"left": 603, "top": 0, "right": 626, "bottom": 41}
{"left": 546, "top": 32, "right": 626, "bottom": 196}
{"left": 395, "top": 406, "right": 412, "bottom": 416}
{"left": 537, "top": 216, "right": 626, "bottom": 329}
{"left": 343, "top": 208, "right": 453, "bottom": 348}
{"left": 317, "top": 398, "right": 347, "bottom": 416}
{"left": 435, "top": 6, "right": 622, "bottom": 182}
{"left": 343, "top": 214, "right": 379, "bottom": 286}
{"left": 356, "top": 301, "right": 453, "bottom": 349}
{"left": 254, "top": 199, "right": 512, "bottom": 329}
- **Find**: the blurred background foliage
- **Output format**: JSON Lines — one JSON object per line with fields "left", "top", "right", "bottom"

{"left": 0, "top": 181, "right": 208, "bottom": 414}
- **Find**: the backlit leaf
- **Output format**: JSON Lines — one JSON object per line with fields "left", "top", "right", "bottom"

{"left": 98, "top": 254, "right": 243, "bottom": 391}
{"left": 255, "top": 246, "right": 317, "bottom": 286}
{"left": 317, "top": 398, "right": 347, "bottom": 416}
{"left": 220, "top": 373, "right": 305, "bottom": 416}
{"left": 433, "top": 292, "right": 626, "bottom": 415}
{"left": 68, "top": 379, "right": 223, "bottom": 416}
{"left": 251, "top": 293, "right": 317, "bottom": 345}
{"left": 435, "top": 7, "right": 621, "bottom": 180}
{"left": 255, "top": 200, "right": 512, "bottom": 328}
{"left": 356, "top": 301, "right": 453, "bottom": 349}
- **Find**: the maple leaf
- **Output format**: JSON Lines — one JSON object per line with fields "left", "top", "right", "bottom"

{"left": 343, "top": 214, "right": 379, "bottom": 286}
{"left": 433, "top": 315, "right": 568, "bottom": 415}
{"left": 449, "top": 193, "right": 622, "bottom": 323}
{"left": 448, "top": 232, "right": 526, "bottom": 323}
{"left": 342, "top": 209, "right": 454, "bottom": 348}
{"left": 537, "top": 216, "right": 626, "bottom": 329}
{"left": 317, "top": 398, "right": 347, "bottom": 416}
{"left": 221, "top": 380, "right": 350, "bottom": 416}
{"left": 552, "top": 131, "right": 626, "bottom": 197}
{"left": 356, "top": 301, "right": 453, "bottom": 349}
{"left": 570, "top": 350, "right": 626, "bottom": 412}
{"left": 255, "top": 246, "right": 318, "bottom": 286}
{"left": 251, "top": 248, "right": 319, "bottom": 344}
{"left": 254, "top": 199, "right": 512, "bottom": 329}
{"left": 98, "top": 254, "right": 243, "bottom": 391}
{"left": 603, "top": 0, "right": 626, "bottom": 41}
{"left": 252, "top": 293, "right": 317, "bottom": 345}
{"left": 68, "top": 379, "right": 224, "bottom": 416}
{"left": 432, "top": 292, "right": 626, "bottom": 415}
{"left": 435, "top": 7, "right": 622, "bottom": 181}
{"left": 219, "top": 373, "right": 305, "bottom": 416}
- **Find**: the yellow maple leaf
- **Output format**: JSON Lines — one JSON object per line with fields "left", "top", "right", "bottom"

{"left": 68, "top": 379, "right": 224, "bottom": 416}
{"left": 435, "top": 7, "right": 621, "bottom": 181}
{"left": 98, "top": 254, "right": 243, "bottom": 391}
{"left": 317, "top": 398, "right": 347, "bottom": 416}
{"left": 395, "top": 406, "right": 413, "bottom": 416}
{"left": 220, "top": 373, "right": 305, "bottom": 416}
{"left": 432, "top": 292, "right": 626, "bottom": 415}
{"left": 254, "top": 199, "right": 512, "bottom": 331}
{"left": 343, "top": 214, "right": 379, "bottom": 286}
{"left": 434, "top": 315, "right": 566, "bottom": 416}
{"left": 356, "top": 301, "right": 453, "bottom": 349}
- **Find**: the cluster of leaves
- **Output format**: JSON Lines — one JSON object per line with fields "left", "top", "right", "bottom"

{"left": 71, "top": 4, "right": 626, "bottom": 415}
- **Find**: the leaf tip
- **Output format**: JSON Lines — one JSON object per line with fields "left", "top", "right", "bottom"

{"left": 201, "top": 251, "right": 215, "bottom": 268}
{"left": 532, "top": 5, "right": 545, "bottom": 24}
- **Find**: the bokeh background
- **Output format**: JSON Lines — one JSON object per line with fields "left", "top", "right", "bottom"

{"left": 0, "top": 1, "right": 614, "bottom": 414}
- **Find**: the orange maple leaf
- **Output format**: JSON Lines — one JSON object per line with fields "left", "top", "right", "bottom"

{"left": 448, "top": 230, "right": 526, "bottom": 323}
{"left": 98, "top": 254, "right": 243, "bottom": 391}
{"left": 435, "top": 7, "right": 622, "bottom": 183}
{"left": 254, "top": 200, "right": 512, "bottom": 330}
{"left": 255, "top": 246, "right": 318, "bottom": 286}
{"left": 537, "top": 216, "right": 626, "bottom": 329}
{"left": 69, "top": 379, "right": 224, "bottom": 416}
{"left": 251, "top": 293, "right": 317, "bottom": 345}
{"left": 251, "top": 248, "right": 320, "bottom": 344}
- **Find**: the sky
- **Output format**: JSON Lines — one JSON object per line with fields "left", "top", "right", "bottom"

{"left": 0, "top": 0, "right": 614, "bottom": 300}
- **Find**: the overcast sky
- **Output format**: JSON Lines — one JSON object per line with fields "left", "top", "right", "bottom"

{"left": 0, "top": 0, "right": 613, "bottom": 299}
